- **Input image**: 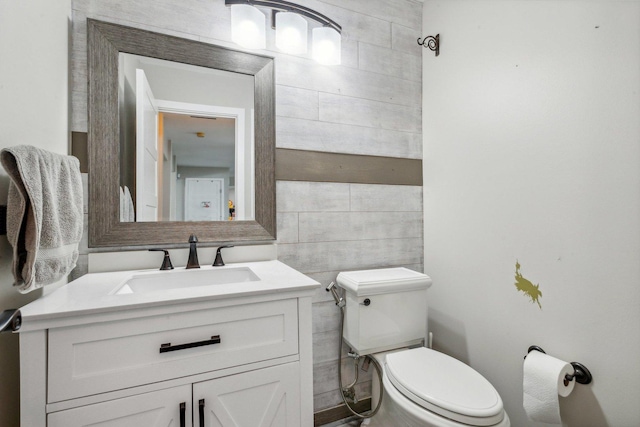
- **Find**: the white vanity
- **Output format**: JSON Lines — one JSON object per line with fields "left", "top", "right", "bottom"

{"left": 18, "top": 260, "right": 319, "bottom": 427}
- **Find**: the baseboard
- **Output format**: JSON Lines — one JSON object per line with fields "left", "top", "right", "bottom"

{"left": 313, "top": 398, "right": 372, "bottom": 427}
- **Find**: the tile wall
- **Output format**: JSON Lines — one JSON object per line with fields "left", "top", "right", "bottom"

{"left": 70, "top": 0, "right": 423, "bottom": 413}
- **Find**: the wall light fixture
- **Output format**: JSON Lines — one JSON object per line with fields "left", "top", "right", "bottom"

{"left": 225, "top": 0, "right": 342, "bottom": 65}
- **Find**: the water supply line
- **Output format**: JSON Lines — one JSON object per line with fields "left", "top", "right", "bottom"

{"left": 326, "top": 282, "right": 384, "bottom": 419}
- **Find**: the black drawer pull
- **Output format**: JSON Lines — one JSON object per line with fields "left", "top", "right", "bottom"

{"left": 159, "top": 335, "right": 221, "bottom": 353}
{"left": 199, "top": 399, "right": 205, "bottom": 427}
{"left": 179, "top": 402, "right": 186, "bottom": 427}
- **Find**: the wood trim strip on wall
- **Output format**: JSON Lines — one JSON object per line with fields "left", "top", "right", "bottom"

{"left": 71, "top": 132, "right": 88, "bottom": 173}
{"left": 73, "top": 134, "right": 423, "bottom": 187}
{"left": 276, "top": 148, "right": 423, "bottom": 186}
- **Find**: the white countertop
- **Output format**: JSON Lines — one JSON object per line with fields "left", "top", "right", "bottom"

{"left": 19, "top": 260, "right": 319, "bottom": 329}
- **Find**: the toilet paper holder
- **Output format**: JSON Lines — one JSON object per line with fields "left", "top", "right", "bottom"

{"left": 526, "top": 346, "right": 593, "bottom": 386}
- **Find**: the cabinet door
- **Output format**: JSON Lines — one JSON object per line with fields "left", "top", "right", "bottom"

{"left": 48, "top": 385, "right": 192, "bottom": 427}
{"left": 194, "top": 362, "right": 300, "bottom": 427}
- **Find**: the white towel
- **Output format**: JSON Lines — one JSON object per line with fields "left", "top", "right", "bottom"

{"left": 119, "top": 186, "right": 125, "bottom": 222}
{"left": 123, "top": 186, "right": 135, "bottom": 222}
{"left": 1, "top": 145, "right": 83, "bottom": 293}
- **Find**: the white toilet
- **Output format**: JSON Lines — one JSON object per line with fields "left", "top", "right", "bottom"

{"left": 336, "top": 268, "right": 510, "bottom": 427}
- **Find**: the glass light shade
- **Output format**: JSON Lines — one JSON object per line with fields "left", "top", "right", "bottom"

{"left": 275, "top": 12, "right": 308, "bottom": 54}
{"left": 312, "top": 27, "right": 341, "bottom": 65}
{"left": 230, "top": 4, "right": 266, "bottom": 49}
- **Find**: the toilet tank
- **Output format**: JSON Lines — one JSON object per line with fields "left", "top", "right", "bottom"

{"left": 337, "top": 268, "right": 432, "bottom": 356}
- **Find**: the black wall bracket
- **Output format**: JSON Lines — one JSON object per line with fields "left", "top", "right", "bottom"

{"left": 418, "top": 34, "right": 440, "bottom": 56}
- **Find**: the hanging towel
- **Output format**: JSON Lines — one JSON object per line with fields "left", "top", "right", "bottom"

{"left": 0, "top": 145, "right": 83, "bottom": 293}
{"left": 123, "top": 185, "right": 135, "bottom": 222}
{"left": 119, "top": 186, "right": 125, "bottom": 222}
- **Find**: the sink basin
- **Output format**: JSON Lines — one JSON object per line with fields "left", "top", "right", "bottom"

{"left": 113, "top": 267, "right": 260, "bottom": 295}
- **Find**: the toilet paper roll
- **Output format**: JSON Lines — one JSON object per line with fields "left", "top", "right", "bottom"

{"left": 523, "top": 350, "right": 575, "bottom": 425}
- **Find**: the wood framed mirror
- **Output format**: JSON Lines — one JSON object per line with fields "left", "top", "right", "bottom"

{"left": 88, "top": 19, "right": 275, "bottom": 247}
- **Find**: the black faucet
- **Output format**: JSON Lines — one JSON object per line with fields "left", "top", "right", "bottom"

{"left": 148, "top": 249, "right": 174, "bottom": 270}
{"left": 186, "top": 235, "right": 200, "bottom": 269}
{"left": 213, "top": 245, "right": 234, "bottom": 267}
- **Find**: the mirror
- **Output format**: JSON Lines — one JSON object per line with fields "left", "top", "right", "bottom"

{"left": 118, "top": 53, "right": 255, "bottom": 222}
{"left": 88, "top": 19, "right": 276, "bottom": 247}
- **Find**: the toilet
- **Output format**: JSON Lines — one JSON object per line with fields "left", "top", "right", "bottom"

{"left": 336, "top": 268, "right": 510, "bottom": 427}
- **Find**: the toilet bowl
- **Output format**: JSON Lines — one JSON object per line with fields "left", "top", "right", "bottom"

{"left": 336, "top": 268, "right": 510, "bottom": 427}
{"left": 363, "top": 348, "right": 510, "bottom": 427}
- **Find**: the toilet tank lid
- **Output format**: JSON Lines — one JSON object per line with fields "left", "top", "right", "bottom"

{"left": 337, "top": 268, "right": 432, "bottom": 296}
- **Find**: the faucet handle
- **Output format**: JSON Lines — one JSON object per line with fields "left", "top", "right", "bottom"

{"left": 187, "top": 234, "right": 200, "bottom": 269}
{"left": 148, "top": 249, "right": 174, "bottom": 271}
{"left": 213, "top": 245, "right": 234, "bottom": 267}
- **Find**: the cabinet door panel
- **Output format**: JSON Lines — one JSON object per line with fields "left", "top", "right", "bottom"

{"left": 48, "top": 385, "right": 192, "bottom": 427}
{"left": 194, "top": 362, "right": 300, "bottom": 427}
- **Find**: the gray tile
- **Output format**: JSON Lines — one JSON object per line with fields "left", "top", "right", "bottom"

{"left": 276, "top": 181, "right": 350, "bottom": 213}
{"left": 339, "top": 38, "right": 360, "bottom": 70}
{"left": 314, "top": 388, "right": 344, "bottom": 413}
{"left": 350, "top": 184, "right": 422, "bottom": 212}
{"left": 359, "top": 42, "right": 422, "bottom": 82}
{"left": 276, "top": 212, "right": 299, "bottom": 244}
{"left": 314, "top": 360, "right": 340, "bottom": 397}
{"left": 276, "top": 117, "right": 422, "bottom": 159}
{"left": 299, "top": 212, "right": 423, "bottom": 243}
{"left": 319, "top": 93, "right": 421, "bottom": 133}
{"left": 312, "top": 301, "right": 342, "bottom": 334}
{"left": 392, "top": 22, "right": 425, "bottom": 56}
{"left": 313, "top": 329, "right": 342, "bottom": 365}
{"left": 276, "top": 55, "right": 421, "bottom": 107}
{"left": 318, "top": 0, "right": 422, "bottom": 31}
{"left": 313, "top": 359, "right": 373, "bottom": 402}
{"left": 276, "top": 86, "right": 319, "bottom": 120}
{"left": 278, "top": 238, "right": 423, "bottom": 273}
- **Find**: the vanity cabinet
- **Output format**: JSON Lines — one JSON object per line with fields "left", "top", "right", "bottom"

{"left": 18, "top": 262, "right": 318, "bottom": 427}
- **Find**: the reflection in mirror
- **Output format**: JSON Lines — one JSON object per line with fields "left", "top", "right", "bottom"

{"left": 118, "top": 53, "right": 255, "bottom": 223}
{"left": 88, "top": 19, "right": 275, "bottom": 248}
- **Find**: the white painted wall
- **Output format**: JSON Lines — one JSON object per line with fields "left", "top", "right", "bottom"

{"left": 0, "top": 1, "right": 71, "bottom": 425}
{"left": 423, "top": 1, "right": 640, "bottom": 426}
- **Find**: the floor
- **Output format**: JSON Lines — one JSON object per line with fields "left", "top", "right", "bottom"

{"left": 322, "top": 418, "right": 363, "bottom": 427}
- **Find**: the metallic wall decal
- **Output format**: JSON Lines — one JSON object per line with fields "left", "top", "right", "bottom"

{"left": 514, "top": 261, "right": 542, "bottom": 309}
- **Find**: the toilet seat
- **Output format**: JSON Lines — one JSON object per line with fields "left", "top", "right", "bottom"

{"left": 385, "top": 348, "right": 505, "bottom": 427}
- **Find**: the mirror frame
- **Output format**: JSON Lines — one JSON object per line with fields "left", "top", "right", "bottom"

{"left": 87, "top": 19, "right": 276, "bottom": 247}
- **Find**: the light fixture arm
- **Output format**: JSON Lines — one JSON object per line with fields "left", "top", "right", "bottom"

{"left": 225, "top": 0, "right": 342, "bottom": 33}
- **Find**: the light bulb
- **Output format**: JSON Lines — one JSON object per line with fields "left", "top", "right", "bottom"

{"left": 312, "top": 27, "right": 341, "bottom": 65}
{"left": 275, "top": 12, "right": 308, "bottom": 54}
{"left": 230, "top": 4, "right": 266, "bottom": 50}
